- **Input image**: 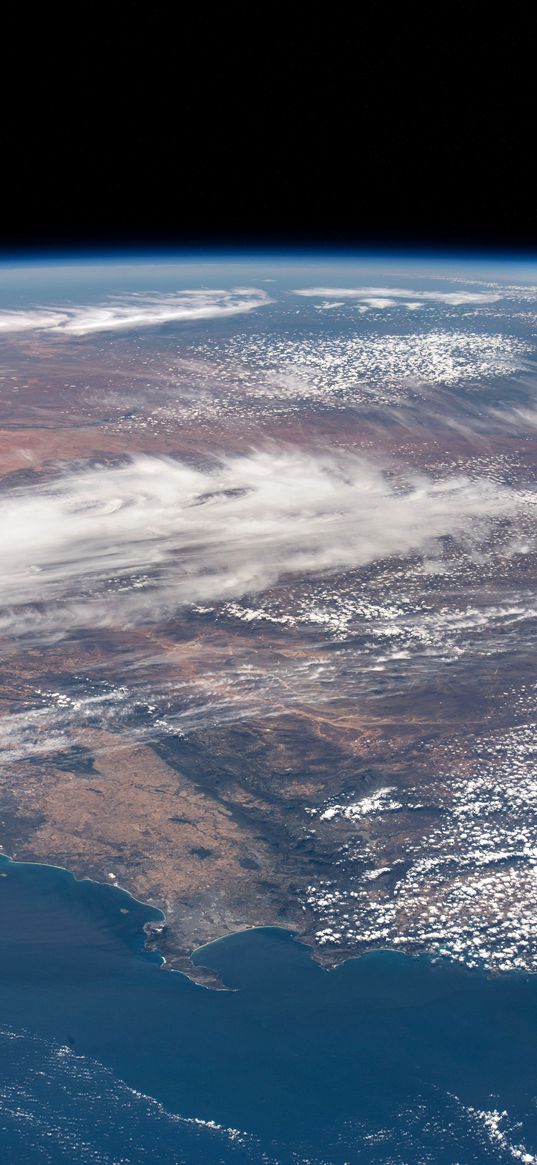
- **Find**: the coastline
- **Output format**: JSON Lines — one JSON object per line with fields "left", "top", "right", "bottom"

{"left": 1, "top": 849, "right": 531, "bottom": 994}
{"left": 0, "top": 849, "right": 292, "bottom": 991}
{"left": 2, "top": 851, "right": 537, "bottom": 1165}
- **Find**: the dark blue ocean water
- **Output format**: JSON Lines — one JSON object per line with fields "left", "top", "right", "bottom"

{"left": 0, "top": 855, "right": 536, "bottom": 1163}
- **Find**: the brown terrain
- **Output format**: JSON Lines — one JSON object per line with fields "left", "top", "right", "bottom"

{"left": 1, "top": 328, "right": 537, "bottom": 987}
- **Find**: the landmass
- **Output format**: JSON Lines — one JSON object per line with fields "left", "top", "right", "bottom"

{"left": 1, "top": 302, "right": 537, "bottom": 987}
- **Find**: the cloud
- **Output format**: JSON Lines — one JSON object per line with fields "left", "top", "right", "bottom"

{"left": 356, "top": 298, "right": 399, "bottom": 310}
{"left": 0, "top": 447, "right": 526, "bottom": 641}
{"left": 213, "top": 330, "right": 531, "bottom": 397}
{"left": 0, "top": 648, "right": 331, "bottom": 762}
{"left": 0, "top": 288, "right": 272, "bottom": 336}
{"left": 293, "top": 286, "right": 502, "bottom": 307}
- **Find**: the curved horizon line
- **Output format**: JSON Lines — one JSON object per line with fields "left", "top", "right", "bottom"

{"left": 2, "top": 242, "right": 537, "bottom": 268}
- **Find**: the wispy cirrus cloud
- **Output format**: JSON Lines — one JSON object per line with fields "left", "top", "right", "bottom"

{"left": 0, "top": 288, "right": 272, "bottom": 336}
{"left": 293, "top": 286, "right": 502, "bottom": 307}
{"left": 0, "top": 446, "right": 527, "bottom": 641}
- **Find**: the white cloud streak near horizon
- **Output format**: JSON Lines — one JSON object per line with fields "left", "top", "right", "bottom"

{"left": 0, "top": 288, "right": 272, "bottom": 336}
{"left": 0, "top": 447, "right": 527, "bottom": 640}
{"left": 293, "top": 286, "right": 502, "bottom": 307}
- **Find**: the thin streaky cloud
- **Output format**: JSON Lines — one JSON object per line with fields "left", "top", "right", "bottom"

{"left": 292, "top": 286, "right": 502, "bottom": 306}
{"left": 0, "top": 288, "right": 273, "bottom": 336}
{"left": 0, "top": 446, "right": 529, "bottom": 641}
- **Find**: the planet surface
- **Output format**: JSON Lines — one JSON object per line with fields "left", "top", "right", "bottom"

{"left": 1, "top": 253, "right": 537, "bottom": 1162}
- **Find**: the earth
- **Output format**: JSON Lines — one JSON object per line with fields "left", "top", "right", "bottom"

{"left": 1, "top": 253, "right": 537, "bottom": 988}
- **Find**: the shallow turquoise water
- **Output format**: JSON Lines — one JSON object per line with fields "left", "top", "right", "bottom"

{"left": 0, "top": 854, "right": 536, "bottom": 1163}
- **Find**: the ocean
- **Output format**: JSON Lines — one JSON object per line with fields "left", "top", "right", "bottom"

{"left": 0, "top": 853, "right": 536, "bottom": 1164}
